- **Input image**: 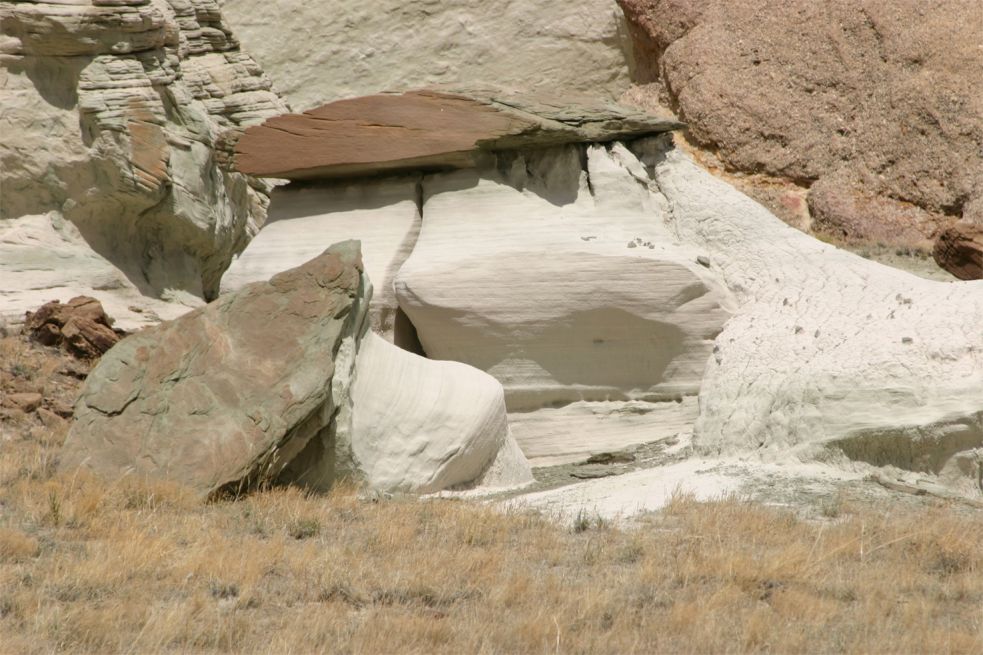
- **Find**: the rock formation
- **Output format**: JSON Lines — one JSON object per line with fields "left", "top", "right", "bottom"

{"left": 229, "top": 90, "right": 983, "bottom": 492}
{"left": 225, "top": 90, "right": 681, "bottom": 348}
{"left": 618, "top": 0, "right": 983, "bottom": 269}
{"left": 0, "top": 0, "right": 288, "bottom": 330}
{"left": 221, "top": 178, "right": 422, "bottom": 341}
{"left": 61, "top": 241, "right": 530, "bottom": 497}
{"left": 645, "top": 137, "right": 983, "bottom": 492}
{"left": 351, "top": 333, "right": 532, "bottom": 493}
{"left": 220, "top": 0, "right": 636, "bottom": 111}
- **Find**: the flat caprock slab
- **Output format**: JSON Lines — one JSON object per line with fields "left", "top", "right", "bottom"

{"left": 233, "top": 88, "right": 682, "bottom": 180}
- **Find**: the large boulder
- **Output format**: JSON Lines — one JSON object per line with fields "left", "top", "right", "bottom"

{"left": 618, "top": 0, "right": 983, "bottom": 255}
{"left": 61, "top": 241, "right": 529, "bottom": 496}
{"left": 221, "top": 0, "right": 636, "bottom": 111}
{"left": 350, "top": 333, "right": 532, "bottom": 493}
{"left": 0, "top": 0, "right": 287, "bottom": 329}
{"left": 61, "top": 241, "right": 370, "bottom": 496}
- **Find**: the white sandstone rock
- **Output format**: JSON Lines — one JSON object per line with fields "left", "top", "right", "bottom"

{"left": 221, "top": 0, "right": 635, "bottom": 111}
{"left": 222, "top": 178, "right": 421, "bottom": 341}
{"left": 0, "top": 214, "right": 201, "bottom": 331}
{"left": 395, "top": 144, "right": 732, "bottom": 461}
{"left": 641, "top": 138, "right": 983, "bottom": 487}
{"left": 350, "top": 332, "right": 533, "bottom": 493}
{"left": 509, "top": 398, "right": 697, "bottom": 467}
{"left": 1, "top": 0, "right": 286, "bottom": 322}
{"left": 397, "top": 144, "right": 732, "bottom": 408}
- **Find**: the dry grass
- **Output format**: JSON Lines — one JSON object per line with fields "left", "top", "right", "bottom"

{"left": 2, "top": 337, "right": 983, "bottom": 653}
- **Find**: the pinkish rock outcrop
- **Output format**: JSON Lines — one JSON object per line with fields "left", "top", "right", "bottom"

{"left": 618, "top": 0, "right": 983, "bottom": 270}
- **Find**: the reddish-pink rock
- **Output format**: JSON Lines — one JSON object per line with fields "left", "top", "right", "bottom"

{"left": 618, "top": 0, "right": 983, "bottom": 250}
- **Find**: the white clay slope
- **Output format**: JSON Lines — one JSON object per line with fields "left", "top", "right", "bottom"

{"left": 640, "top": 139, "right": 983, "bottom": 488}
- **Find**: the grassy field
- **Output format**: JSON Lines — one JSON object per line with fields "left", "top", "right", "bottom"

{"left": 2, "top": 336, "right": 982, "bottom": 654}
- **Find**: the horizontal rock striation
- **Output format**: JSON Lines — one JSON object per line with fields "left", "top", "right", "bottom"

{"left": 1, "top": 0, "right": 287, "bottom": 328}
{"left": 221, "top": 0, "right": 637, "bottom": 111}
{"left": 645, "top": 137, "right": 983, "bottom": 493}
{"left": 934, "top": 221, "right": 983, "bottom": 281}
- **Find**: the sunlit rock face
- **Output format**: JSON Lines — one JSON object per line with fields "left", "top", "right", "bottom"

{"left": 228, "top": 90, "right": 983, "bottom": 491}
{"left": 1, "top": 0, "right": 287, "bottom": 329}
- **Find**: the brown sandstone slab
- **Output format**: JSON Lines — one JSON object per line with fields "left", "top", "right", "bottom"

{"left": 234, "top": 89, "right": 682, "bottom": 180}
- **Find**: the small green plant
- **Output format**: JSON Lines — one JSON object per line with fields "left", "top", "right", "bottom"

{"left": 819, "top": 494, "right": 843, "bottom": 519}
{"left": 572, "top": 509, "right": 606, "bottom": 534}
{"left": 288, "top": 518, "right": 320, "bottom": 540}
{"left": 10, "top": 363, "right": 33, "bottom": 379}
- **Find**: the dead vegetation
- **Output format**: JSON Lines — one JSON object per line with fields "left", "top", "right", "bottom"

{"left": 2, "top": 334, "right": 982, "bottom": 654}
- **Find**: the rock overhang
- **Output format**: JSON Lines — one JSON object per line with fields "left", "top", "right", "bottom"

{"left": 233, "top": 88, "right": 684, "bottom": 181}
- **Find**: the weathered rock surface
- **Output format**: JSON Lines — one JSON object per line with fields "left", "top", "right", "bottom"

{"left": 0, "top": 213, "right": 203, "bottom": 331}
{"left": 221, "top": 0, "right": 636, "bottom": 111}
{"left": 399, "top": 143, "right": 731, "bottom": 409}
{"left": 61, "top": 241, "right": 370, "bottom": 496}
{"left": 934, "top": 221, "right": 983, "bottom": 281}
{"left": 395, "top": 143, "right": 732, "bottom": 463}
{"left": 351, "top": 333, "right": 532, "bottom": 492}
{"left": 618, "top": 0, "right": 983, "bottom": 252}
{"left": 0, "top": 0, "right": 287, "bottom": 328}
{"left": 806, "top": 170, "right": 944, "bottom": 252}
{"left": 234, "top": 89, "right": 681, "bottom": 180}
{"left": 221, "top": 178, "right": 422, "bottom": 341}
{"left": 25, "top": 296, "right": 121, "bottom": 359}
{"left": 643, "top": 137, "right": 983, "bottom": 491}
{"left": 61, "top": 241, "right": 528, "bottom": 495}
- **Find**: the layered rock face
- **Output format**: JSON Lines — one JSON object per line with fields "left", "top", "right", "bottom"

{"left": 230, "top": 91, "right": 983, "bottom": 491}
{"left": 221, "top": 178, "right": 422, "bottom": 341}
{"left": 220, "top": 0, "right": 636, "bottom": 111}
{"left": 62, "top": 241, "right": 530, "bottom": 496}
{"left": 935, "top": 216, "right": 983, "bottom": 282}
{"left": 226, "top": 90, "right": 681, "bottom": 348}
{"left": 0, "top": 0, "right": 287, "bottom": 329}
{"left": 618, "top": 0, "right": 983, "bottom": 273}
{"left": 228, "top": 92, "right": 689, "bottom": 461}
{"left": 399, "top": 143, "right": 732, "bottom": 410}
